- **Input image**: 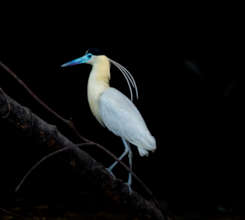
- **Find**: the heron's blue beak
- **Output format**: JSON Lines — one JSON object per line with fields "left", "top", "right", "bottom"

{"left": 61, "top": 55, "right": 88, "bottom": 67}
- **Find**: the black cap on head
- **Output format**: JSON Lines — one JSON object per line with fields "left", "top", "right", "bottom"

{"left": 86, "top": 48, "right": 104, "bottom": 56}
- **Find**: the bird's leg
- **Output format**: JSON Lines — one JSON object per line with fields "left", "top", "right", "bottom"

{"left": 122, "top": 139, "right": 133, "bottom": 193}
{"left": 107, "top": 139, "right": 133, "bottom": 192}
{"left": 127, "top": 143, "right": 133, "bottom": 189}
{"left": 107, "top": 142, "right": 129, "bottom": 172}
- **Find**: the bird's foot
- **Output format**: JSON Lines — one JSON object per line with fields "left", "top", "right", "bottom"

{"left": 106, "top": 167, "right": 116, "bottom": 179}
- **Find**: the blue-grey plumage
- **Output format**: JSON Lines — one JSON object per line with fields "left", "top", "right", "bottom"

{"left": 61, "top": 49, "right": 156, "bottom": 190}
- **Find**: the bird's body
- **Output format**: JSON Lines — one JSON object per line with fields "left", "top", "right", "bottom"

{"left": 61, "top": 49, "right": 156, "bottom": 190}
{"left": 86, "top": 55, "right": 156, "bottom": 156}
{"left": 100, "top": 88, "right": 156, "bottom": 156}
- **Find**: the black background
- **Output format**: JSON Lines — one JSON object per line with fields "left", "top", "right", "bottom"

{"left": 1, "top": 2, "right": 244, "bottom": 216}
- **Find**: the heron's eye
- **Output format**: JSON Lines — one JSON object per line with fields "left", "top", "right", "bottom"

{"left": 87, "top": 53, "right": 92, "bottom": 59}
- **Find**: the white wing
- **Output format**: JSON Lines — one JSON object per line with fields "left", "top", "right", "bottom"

{"left": 99, "top": 88, "right": 156, "bottom": 156}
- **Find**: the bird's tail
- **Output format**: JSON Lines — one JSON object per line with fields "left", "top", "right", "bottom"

{"left": 137, "top": 135, "right": 156, "bottom": 157}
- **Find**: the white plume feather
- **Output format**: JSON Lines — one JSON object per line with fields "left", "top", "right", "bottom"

{"left": 109, "top": 58, "right": 139, "bottom": 101}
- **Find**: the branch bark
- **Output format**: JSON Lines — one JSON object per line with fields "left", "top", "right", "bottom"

{"left": 0, "top": 88, "right": 165, "bottom": 220}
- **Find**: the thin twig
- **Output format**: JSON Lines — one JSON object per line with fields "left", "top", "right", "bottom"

{"left": 15, "top": 147, "right": 71, "bottom": 192}
{"left": 0, "top": 61, "right": 69, "bottom": 124}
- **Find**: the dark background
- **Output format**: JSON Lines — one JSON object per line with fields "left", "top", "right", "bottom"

{"left": 0, "top": 2, "right": 244, "bottom": 217}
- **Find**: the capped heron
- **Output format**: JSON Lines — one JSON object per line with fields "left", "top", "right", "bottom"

{"left": 61, "top": 48, "right": 156, "bottom": 190}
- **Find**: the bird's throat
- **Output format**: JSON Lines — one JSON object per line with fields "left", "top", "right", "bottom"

{"left": 87, "top": 56, "right": 110, "bottom": 125}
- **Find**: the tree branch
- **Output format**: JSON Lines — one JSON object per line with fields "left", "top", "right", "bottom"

{"left": 0, "top": 88, "right": 165, "bottom": 220}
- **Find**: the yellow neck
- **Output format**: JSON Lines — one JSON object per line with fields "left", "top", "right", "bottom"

{"left": 87, "top": 56, "right": 110, "bottom": 125}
